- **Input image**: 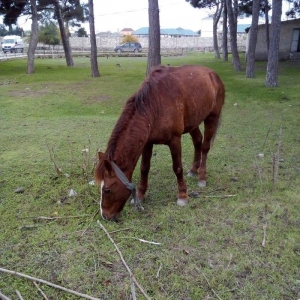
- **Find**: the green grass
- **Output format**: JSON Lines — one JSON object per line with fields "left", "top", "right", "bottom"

{"left": 0, "top": 54, "right": 299, "bottom": 300}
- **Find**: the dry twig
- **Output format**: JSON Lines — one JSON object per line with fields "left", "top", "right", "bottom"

{"left": 227, "top": 253, "right": 233, "bottom": 269}
{"left": 203, "top": 194, "right": 236, "bottom": 198}
{"left": 33, "top": 282, "right": 49, "bottom": 300}
{"left": 109, "top": 227, "right": 133, "bottom": 234}
{"left": 272, "top": 126, "right": 283, "bottom": 192}
{"left": 261, "top": 125, "right": 272, "bottom": 152}
{"left": 262, "top": 223, "right": 267, "bottom": 248}
{"left": 0, "top": 267, "right": 100, "bottom": 300}
{"left": 195, "top": 267, "right": 223, "bottom": 300}
{"left": 201, "top": 272, "right": 223, "bottom": 300}
{"left": 156, "top": 264, "right": 163, "bottom": 279}
{"left": 15, "top": 290, "right": 24, "bottom": 300}
{"left": 120, "top": 237, "right": 161, "bottom": 245}
{"left": 81, "top": 209, "right": 99, "bottom": 236}
{"left": 97, "top": 220, "right": 152, "bottom": 300}
{"left": 0, "top": 291, "right": 11, "bottom": 300}
{"left": 32, "top": 214, "right": 92, "bottom": 221}
{"left": 251, "top": 139, "right": 263, "bottom": 184}
{"left": 46, "top": 141, "right": 63, "bottom": 176}
{"left": 130, "top": 276, "right": 137, "bottom": 300}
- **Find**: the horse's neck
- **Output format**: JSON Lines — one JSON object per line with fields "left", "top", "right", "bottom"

{"left": 112, "top": 119, "right": 150, "bottom": 179}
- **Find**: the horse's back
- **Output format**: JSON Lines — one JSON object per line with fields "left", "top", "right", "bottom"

{"left": 151, "top": 65, "right": 225, "bottom": 132}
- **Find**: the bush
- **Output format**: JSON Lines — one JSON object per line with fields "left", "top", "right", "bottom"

{"left": 121, "top": 35, "right": 139, "bottom": 43}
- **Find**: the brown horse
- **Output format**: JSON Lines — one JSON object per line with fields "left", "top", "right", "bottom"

{"left": 95, "top": 65, "right": 225, "bottom": 221}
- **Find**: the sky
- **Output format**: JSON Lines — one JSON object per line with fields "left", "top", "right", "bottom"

{"left": 87, "top": 0, "right": 210, "bottom": 33}
{"left": 83, "top": 0, "right": 292, "bottom": 33}
{"left": 14, "top": 0, "right": 212, "bottom": 33}
{"left": 3, "top": 0, "right": 292, "bottom": 34}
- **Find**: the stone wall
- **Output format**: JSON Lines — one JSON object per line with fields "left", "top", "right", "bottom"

{"left": 0, "top": 35, "right": 247, "bottom": 52}
{"left": 69, "top": 35, "right": 247, "bottom": 52}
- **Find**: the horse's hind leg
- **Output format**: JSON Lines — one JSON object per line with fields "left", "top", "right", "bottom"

{"left": 137, "top": 143, "right": 153, "bottom": 201}
{"left": 198, "top": 113, "right": 221, "bottom": 187}
{"left": 187, "top": 127, "right": 203, "bottom": 178}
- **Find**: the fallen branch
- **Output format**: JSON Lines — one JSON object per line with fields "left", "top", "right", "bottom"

{"left": 130, "top": 276, "right": 137, "bottom": 300}
{"left": 15, "top": 290, "right": 24, "bottom": 300}
{"left": 33, "top": 282, "right": 49, "bottom": 300}
{"left": 0, "top": 267, "right": 100, "bottom": 300}
{"left": 0, "top": 291, "right": 11, "bottom": 300}
{"left": 97, "top": 220, "right": 152, "bottom": 300}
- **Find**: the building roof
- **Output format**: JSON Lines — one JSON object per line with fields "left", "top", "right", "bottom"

{"left": 237, "top": 24, "right": 251, "bottom": 33}
{"left": 133, "top": 27, "right": 198, "bottom": 36}
{"left": 120, "top": 28, "right": 134, "bottom": 32}
{"left": 227, "top": 24, "right": 251, "bottom": 34}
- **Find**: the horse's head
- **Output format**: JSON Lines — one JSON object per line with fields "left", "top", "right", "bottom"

{"left": 95, "top": 152, "right": 131, "bottom": 221}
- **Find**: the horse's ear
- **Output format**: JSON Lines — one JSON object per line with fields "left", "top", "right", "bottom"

{"left": 103, "top": 159, "right": 113, "bottom": 174}
{"left": 97, "top": 151, "right": 104, "bottom": 161}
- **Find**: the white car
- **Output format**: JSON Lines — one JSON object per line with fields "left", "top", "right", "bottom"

{"left": 2, "top": 35, "right": 24, "bottom": 53}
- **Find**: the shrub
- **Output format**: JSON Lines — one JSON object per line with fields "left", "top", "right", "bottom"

{"left": 121, "top": 35, "right": 139, "bottom": 43}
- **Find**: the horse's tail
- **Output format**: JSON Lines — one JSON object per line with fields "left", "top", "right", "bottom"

{"left": 209, "top": 71, "right": 225, "bottom": 109}
{"left": 207, "top": 71, "right": 225, "bottom": 142}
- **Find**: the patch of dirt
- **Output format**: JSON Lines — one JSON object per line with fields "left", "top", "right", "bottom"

{"left": 84, "top": 94, "right": 111, "bottom": 105}
{"left": 8, "top": 88, "right": 49, "bottom": 98}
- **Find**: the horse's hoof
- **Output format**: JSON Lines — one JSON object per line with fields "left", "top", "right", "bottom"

{"left": 187, "top": 171, "right": 197, "bottom": 178}
{"left": 198, "top": 180, "right": 206, "bottom": 188}
{"left": 177, "top": 198, "right": 188, "bottom": 206}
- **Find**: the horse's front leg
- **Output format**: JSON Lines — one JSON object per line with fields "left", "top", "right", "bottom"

{"left": 168, "top": 136, "right": 188, "bottom": 206}
{"left": 137, "top": 143, "right": 153, "bottom": 201}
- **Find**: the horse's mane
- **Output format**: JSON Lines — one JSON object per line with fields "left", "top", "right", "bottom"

{"left": 135, "top": 65, "right": 170, "bottom": 113}
{"left": 105, "top": 96, "right": 136, "bottom": 161}
{"left": 104, "top": 65, "right": 171, "bottom": 161}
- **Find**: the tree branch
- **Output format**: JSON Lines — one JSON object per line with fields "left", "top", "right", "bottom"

{"left": 0, "top": 268, "right": 100, "bottom": 300}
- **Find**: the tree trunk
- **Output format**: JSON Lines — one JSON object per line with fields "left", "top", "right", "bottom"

{"left": 54, "top": 0, "right": 74, "bottom": 67}
{"left": 245, "top": 0, "right": 260, "bottom": 78}
{"left": 266, "top": 0, "right": 282, "bottom": 87}
{"left": 146, "top": 0, "right": 161, "bottom": 76}
{"left": 213, "top": 2, "right": 223, "bottom": 59}
{"left": 88, "top": 0, "right": 100, "bottom": 77}
{"left": 264, "top": 0, "right": 270, "bottom": 51}
{"left": 222, "top": 2, "right": 228, "bottom": 61}
{"left": 26, "top": 0, "right": 38, "bottom": 74}
{"left": 226, "top": 0, "right": 241, "bottom": 71}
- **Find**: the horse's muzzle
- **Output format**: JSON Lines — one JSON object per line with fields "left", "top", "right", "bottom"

{"left": 102, "top": 213, "right": 119, "bottom": 222}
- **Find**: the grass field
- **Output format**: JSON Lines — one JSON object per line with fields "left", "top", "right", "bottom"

{"left": 0, "top": 54, "right": 299, "bottom": 300}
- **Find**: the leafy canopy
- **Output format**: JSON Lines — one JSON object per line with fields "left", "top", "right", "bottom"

{"left": 38, "top": 22, "right": 60, "bottom": 46}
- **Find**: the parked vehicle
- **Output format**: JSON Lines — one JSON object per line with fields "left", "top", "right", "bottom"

{"left": 2, "top": 35, "right": 24, "bottom": 53}
{"left": 114, "top": 42, "right": 142, "bottom": 53}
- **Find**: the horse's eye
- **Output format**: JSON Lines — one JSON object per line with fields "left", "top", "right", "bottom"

{"left": 103, "top": 188, "right": 111, "bottom": 194}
